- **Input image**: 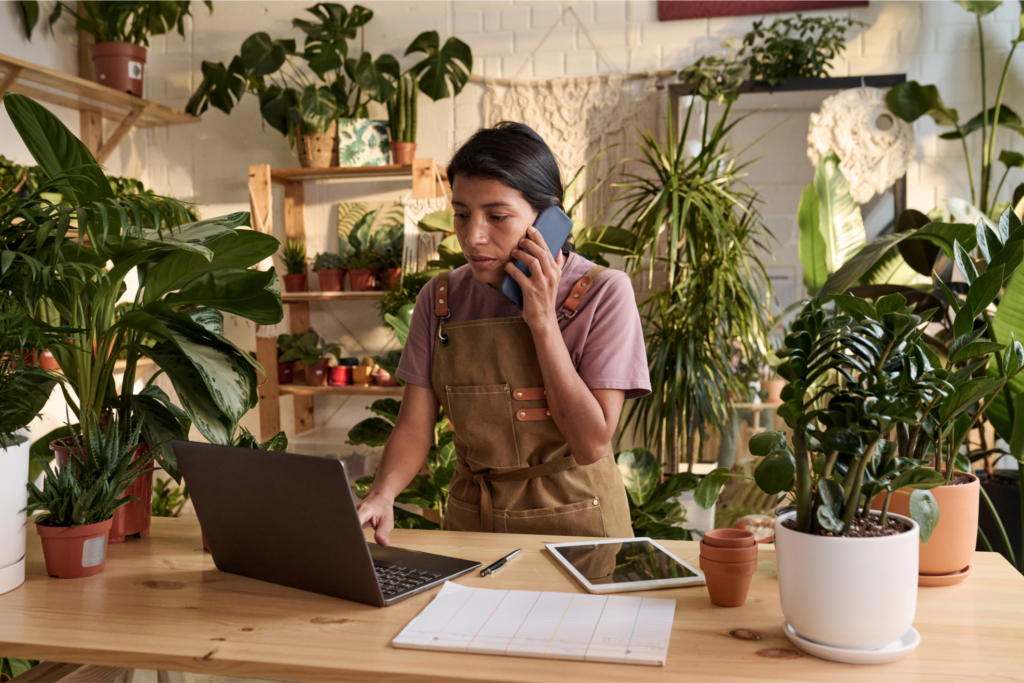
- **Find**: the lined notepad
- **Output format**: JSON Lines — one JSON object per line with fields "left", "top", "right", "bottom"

{"left": 392, "top": 582, "right": 675, "bottom": 666}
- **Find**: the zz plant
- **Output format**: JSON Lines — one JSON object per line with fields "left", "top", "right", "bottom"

{"left": 696, "top": 295, "right": 951, "bottom": 539}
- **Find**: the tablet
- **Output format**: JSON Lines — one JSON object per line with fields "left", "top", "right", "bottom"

{"left": 546, "top": 537, "right": 705, "bottom": 594}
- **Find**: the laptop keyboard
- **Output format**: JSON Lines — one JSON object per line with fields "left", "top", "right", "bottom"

{"left": 375, "top": 564, "right": 443, "bottom": 598}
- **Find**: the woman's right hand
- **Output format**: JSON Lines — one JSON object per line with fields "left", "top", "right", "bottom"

{"left": 357, "top": 490, "right": 395, "bottom": 547}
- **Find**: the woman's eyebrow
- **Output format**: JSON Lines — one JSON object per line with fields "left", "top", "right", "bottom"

{"left": 451, "top": 200, "right": 514, "bottom": 209}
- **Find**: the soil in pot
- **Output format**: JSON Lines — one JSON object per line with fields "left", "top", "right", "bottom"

{"left": 37, "top": 517, "right": 113, "bottom": 579}
{"left": 296, "top": 121, "right": 338, "bottom": 169}
{"left": 391, "top": 141, "right": 416, "bottom": 165}
{"left": 976, "top": 470, "right": 1022, "bottom": 571}
{"left": 90, "top": 42, "right": 146, "bottom": 96}
{"left": 874, "top": 470, "right": 979, "bottom": 581}
{"left": 317, "top": 269, "right": 345, "bottom": 292}
{"left": 278, "top": 362, "right": 294, "bottom": 385}
{"left": 282, "top": 273, "right": 307, "bottom": 293}
{"left": 51, "top": 440, "right": 152, "bottom": 544}
{"left": 348, "top": 269, "right": 377, "bottom": 292}
{"left": 304, "top": 359, "right": 329, "bottom": 386}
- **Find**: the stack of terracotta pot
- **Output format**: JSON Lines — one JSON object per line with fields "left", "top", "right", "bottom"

{"left": 699, "top": 529, "right": 758, "bottom": 607}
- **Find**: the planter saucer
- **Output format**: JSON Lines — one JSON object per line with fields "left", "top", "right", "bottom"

{"left": 918, "top": 565, "right": 971, "bottom": 587}
{"left": 783, "top": 622, "right": 920, "bottom": 664}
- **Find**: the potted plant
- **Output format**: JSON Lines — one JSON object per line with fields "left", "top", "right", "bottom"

{"left": 694, "top": 296, "right": 949, "bottom": 657}
{"left": 277, "top": 329, "right": 339, "bottom": 387}
{"left": 25, "top": 418, "right": 155, "bottom": 579}
{"left": 4, "top": 92, "right": 283, "bottom": 501}
{"left": 35, "top": 1, "right": 211, "bottom": 97}
{"left": 280, "top": 239, "right": 308, "bottom": 293}
{"left": 337, "top": 203, "right": 404, "bottom": 291}
{"left": 614, "top": 56, "right": 772, "bottom": 474}
{"left": 343, "top": 250, "right": 382, "bottom": 292}
{"left": 615, "top": 448, "right": 698, "bottom": 540}
{"left": 312, "top": 252, "right": 345, "bottom": 292}
{"left": 186, "top": 4, "right": 394, "bottom": 168}
{"left": 379, "top": 243, "right": 403, "bottom": 290}
{"left": 276, "top": 334, "right": 298, "bottom": 385}
{"left": 386, "top": 73, "right": 418, "bottom": 165}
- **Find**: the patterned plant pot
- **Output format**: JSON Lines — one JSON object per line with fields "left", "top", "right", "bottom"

{"left": 338, "top": 118, "right": 390, "bottom": 167}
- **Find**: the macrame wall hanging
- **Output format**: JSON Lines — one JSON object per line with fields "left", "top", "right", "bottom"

{"left": 476, "top": 7, "right": 670, "bottom": 227}
{"left": 807, "top": 87, "right": 916, "bottom": 204}
{"left": 401, "top": 191, "right": 450, "bottom": 274}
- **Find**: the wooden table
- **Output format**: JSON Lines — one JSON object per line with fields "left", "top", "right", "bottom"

{"left": 2, "top": 518, "right": 1022, "bottom": 682}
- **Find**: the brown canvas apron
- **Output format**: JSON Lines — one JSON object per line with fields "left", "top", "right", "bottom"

{"left": 432, "top": 266, "right": 633, "bottom": 538}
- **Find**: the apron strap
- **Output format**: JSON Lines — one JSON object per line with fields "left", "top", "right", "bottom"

{"left": 455, "top": 455, "right": 579, "bottom": 533}
{"left": 559, "top": 265, "right": 606, "bottom": 320}
{"left": 434, "top": 271, "right": 451, "bottom": 319}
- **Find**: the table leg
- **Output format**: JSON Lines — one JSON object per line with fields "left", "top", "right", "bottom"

{"left": 11, "top": 662, "right": 135, "bottom": 682}
{"left": 156, "top": 671, "right": 195, "bottom": 683}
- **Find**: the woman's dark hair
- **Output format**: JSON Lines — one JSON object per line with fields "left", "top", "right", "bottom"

{"left": 447, "top": 121, "right": 575, "bottom": 253}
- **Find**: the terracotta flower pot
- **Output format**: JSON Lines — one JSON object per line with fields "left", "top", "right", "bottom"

{"left": 296, "top": 120, "right": 338, "bottom": 169}
{"left": 329, "top": 366, "right": 351, "bottom": 386}
{"left": 304, "top": 359, "right": 329, "bottom": 386}
{"left": 762, "top": 379, "right": 785, "bottom": 404}
{"left": 278, "top": 362, "right": 294, "bottom": 385}
{"left": 874, "top": 471, "right": 979, "bottom": 583}
{"left": 90, "top": 42, "right": 146, "bottom": 96}
{"left": 381, "top": 267, "right": 402, "bottom": 290}
{"left": 38, "top": 349, "right": 60, "bottom": 371}
{"left": 348, "top": 269, "right": 377, "bottom": 292}
{"left": 352, "top": 366, "right": 373, "bottom": 386}
{"left": 391, "top": 141, "right": 416, "bottom": 165}
{"left": 699, "top": 539, "right": 758, "bottom": 563}
{"left": 317, "top": 269, "right": 345, "bottom": 292}
{"left": 374, "top": 370, "right": 399, "bottom": 387}
{"left": 282, "top": 273, "right": 307, "bottom": 293}
{"left": 37, "top": 517, "right": 113, "bottom": 579}
{"left": 50, "top": 440, "right": 152, "bottom": 544}
{"left": 699, "top": 555, "right": 757, "bottom": 607}
{"left": 702, "top": 529, "right": 755, "bottom": 548}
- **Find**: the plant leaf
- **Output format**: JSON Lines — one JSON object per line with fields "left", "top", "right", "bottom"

{"left": 910, "top": 489, "right": 940, "bottom": 544}
{"left": 694, "top": 467, "right": 732, "bottom": 510}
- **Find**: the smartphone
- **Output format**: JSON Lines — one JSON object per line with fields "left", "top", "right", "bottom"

{"left": 500, "top": 205, "right": 575, "bottom": 309}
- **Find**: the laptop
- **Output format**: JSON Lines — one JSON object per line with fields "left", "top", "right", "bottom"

{"left": 172, "top": 440, "right": 480, "bottom": 607}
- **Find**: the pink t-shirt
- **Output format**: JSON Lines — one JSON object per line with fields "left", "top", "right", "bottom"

{"left": 395, "top": 252, "right": 651, "bottom": 400}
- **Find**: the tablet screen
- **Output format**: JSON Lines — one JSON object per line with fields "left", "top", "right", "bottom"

{"left": 550, "top": 540, "right": 698, "bottom": 585}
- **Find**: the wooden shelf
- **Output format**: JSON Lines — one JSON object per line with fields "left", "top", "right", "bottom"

{"left": 282, "top": 291, "right": 386, "bottom": 302}
{"left": 279, "top": 384, "right": 403, "bottom": 397}
{"left": 0, "top": 52, "right": 199, "bottom": 163}
{"left": 270, "top": 164, "right": 448, "bottom": 185}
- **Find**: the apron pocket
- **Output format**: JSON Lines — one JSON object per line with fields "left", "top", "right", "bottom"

{"left": 443, "top": 495, "right": 480, "bottom": 532}
{"left": 445, "top": 384, "right": 521, "bottom": 469}
{"left": 497, "top": 498, "right": 605, "bottom": 538}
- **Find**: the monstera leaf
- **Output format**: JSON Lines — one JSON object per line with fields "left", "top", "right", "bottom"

{"left": 406, "top": 31, "right": 473, "bottom": 101}
{"left": 299, "top": 84, "right": 340, "bottom": 133}
{"left": 345, "top": 53, "right": 400, "bottom": 103}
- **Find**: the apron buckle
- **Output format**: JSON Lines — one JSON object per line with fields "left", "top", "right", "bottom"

{"left": 438, "top": 314, "right": 451, "bottom": 346}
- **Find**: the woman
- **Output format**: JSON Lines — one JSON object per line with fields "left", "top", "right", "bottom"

{"left": 358, "top": 122, "right": 650, "bottom": 546}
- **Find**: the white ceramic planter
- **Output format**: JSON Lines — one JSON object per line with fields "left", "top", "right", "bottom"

{"left": 0, "top": 434, "right": 30, "bottom": 595}
{"left": 775, "top": 510, "right": 919, "bottom": 650}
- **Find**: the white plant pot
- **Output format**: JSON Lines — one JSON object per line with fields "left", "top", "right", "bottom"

{"left": 775, "top": 510, "right": 919, "bottom": 650}
{"left": 0, "top": 434, "right": 30, "bottom": 595}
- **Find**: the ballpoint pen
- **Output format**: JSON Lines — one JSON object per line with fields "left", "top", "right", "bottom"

{"left": 480, "top": 548, "right": 522, "bottom": 576}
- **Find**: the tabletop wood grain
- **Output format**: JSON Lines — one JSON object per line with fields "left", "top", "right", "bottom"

{"left": 1, "top": 517, "right": 1022, "bottom": 682}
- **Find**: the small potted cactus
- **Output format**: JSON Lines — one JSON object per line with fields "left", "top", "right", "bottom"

{"left": 280, "top": 238, "right": 308, "bottom": 293}
{"left": 312, "top": 252, "right": 345, "bottom": 292}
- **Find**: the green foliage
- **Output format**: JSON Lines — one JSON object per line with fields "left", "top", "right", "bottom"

{"left": 26, "top": 418, "right": 155, "bottom": 527}
{"left": 616, "top": 448, "right": 698, "bottom": 540}
{"left": 614, "top": 74, "right": 772, "bottom": 471}
{"left": 33, "top": 1, "right": 211, "bottom": 45}
{"left": 378, "top": 270, "right": 434, "bottom": 322}
{"left": 351, "top": 399, "right": 453, "bottom": 527}
{"left": 885, "top": 2, "right": 1024, "bottom": 215}
{"left": 277, "top": 328, "right": 339, "bottom": 366}
{"left": 312, "top": 251, "right": 344, "bottom": 271}
{"left": 4, "top": 93, "right": 283, "bottom": 482}
{"left": 0, "top": 656, "right": 37, "bottom": 680}
{"left": 280, "top": 238, "right": 307, "bottom": 275}
{"left": 232, "top": 426, "right": 288, "bottom": 452}
{"left": 387, "top": 72, "right": 419, "bottom": 143}
{"left": 152, "top": 478, "right": 189, "bottom": 517}
{"left": 739, "top": 15, "right": 866, "bottom": 86}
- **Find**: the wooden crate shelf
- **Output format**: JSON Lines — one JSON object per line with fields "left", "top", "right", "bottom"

{"left": 279, "top": 384, "right": 404, "bottom": 397}
{"left": 282, "top": 291, "right": 386, "bottom": 302}
{"left": 0, "top": 52, "right": 199, "bottom": 163}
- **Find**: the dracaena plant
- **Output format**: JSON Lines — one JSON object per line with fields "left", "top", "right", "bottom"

{"left": 3, "top": 92, "right": 284, "bottom": 482}
{"left": 695, "top": 295, "right": 952, "bottom": 540}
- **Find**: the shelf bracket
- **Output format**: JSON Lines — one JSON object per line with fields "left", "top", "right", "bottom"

{"left": 95, "top": 104, "right": 147, "bottom": 164}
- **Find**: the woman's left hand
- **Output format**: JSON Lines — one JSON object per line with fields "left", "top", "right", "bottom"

{"left": 506, "top": 226, "right": 565, "bottom": 331}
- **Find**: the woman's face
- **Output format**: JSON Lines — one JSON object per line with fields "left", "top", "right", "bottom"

{"left": 451, "top": 175, "right": 538, "bottom": 288}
